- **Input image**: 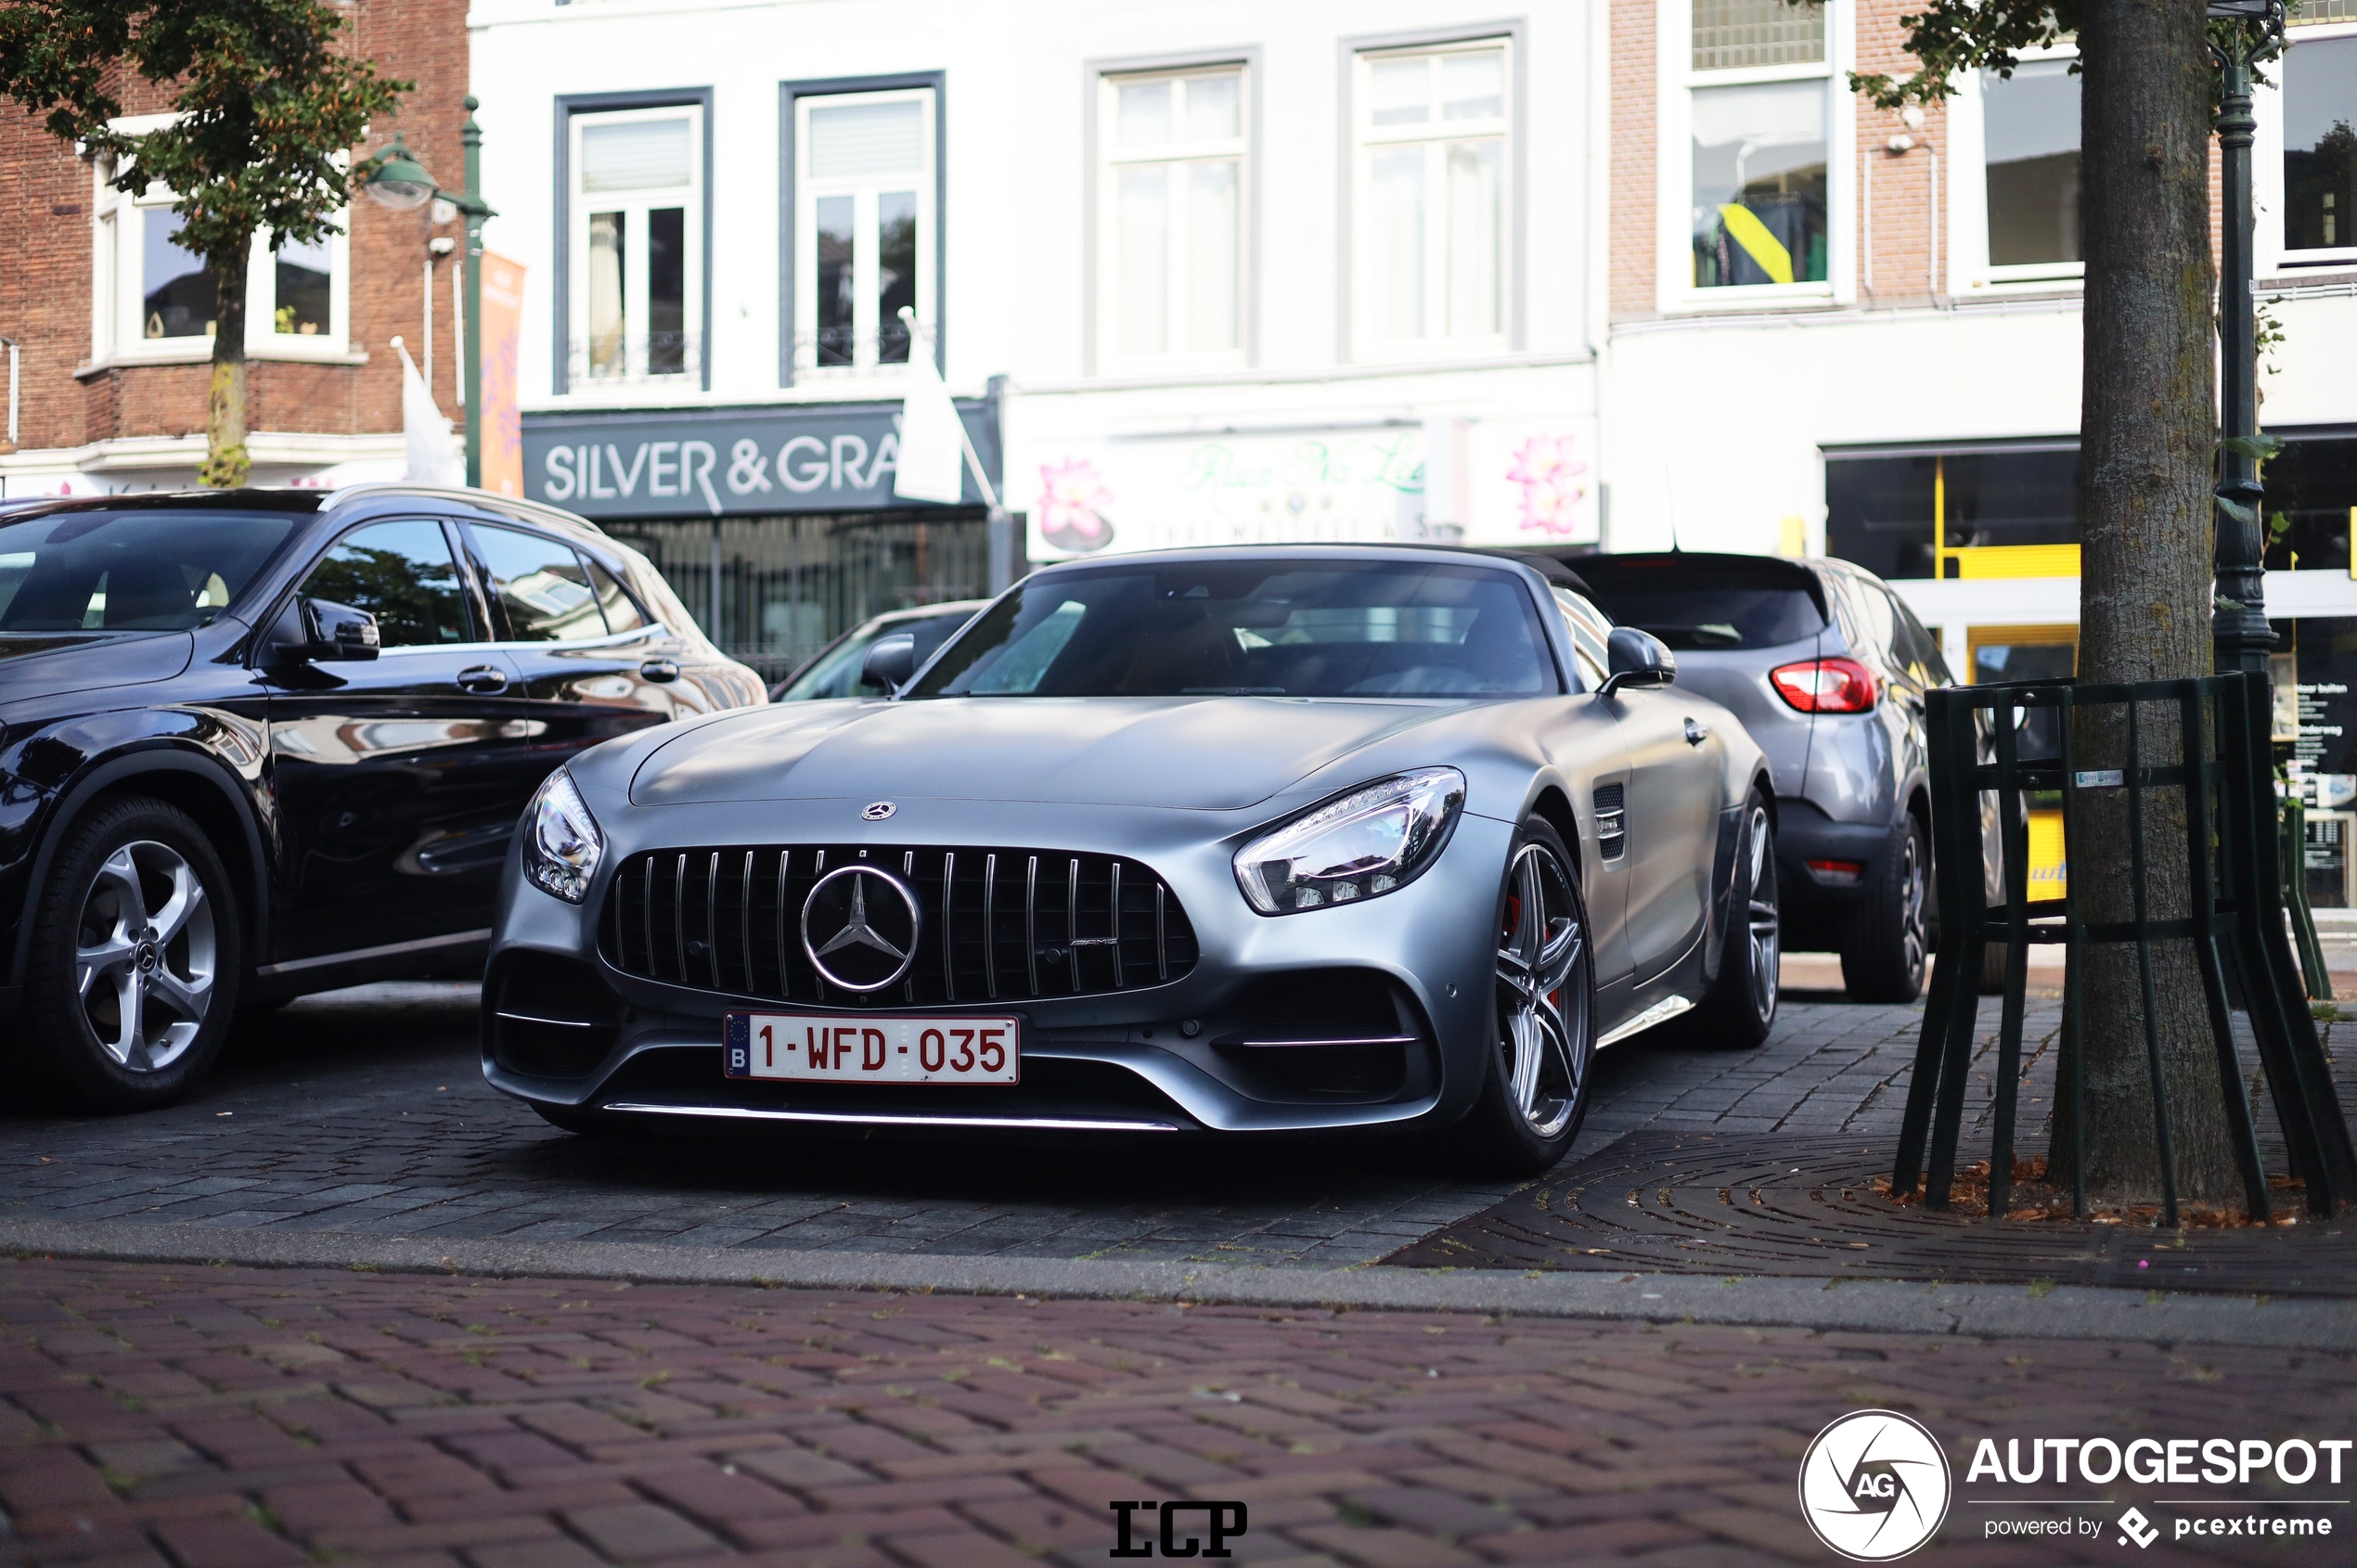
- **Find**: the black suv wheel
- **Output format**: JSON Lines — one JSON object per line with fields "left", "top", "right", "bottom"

{"left": 22, "top": 797, "right": 242, "bottom": 1111}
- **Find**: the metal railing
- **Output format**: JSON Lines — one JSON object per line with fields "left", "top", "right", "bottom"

{"left": 1900, "top": 671, "right": 2357, "bottom": 1224}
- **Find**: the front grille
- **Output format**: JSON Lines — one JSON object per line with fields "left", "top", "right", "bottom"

{"left": 600, "top": 843, "right": 1200, "bottom": 1007}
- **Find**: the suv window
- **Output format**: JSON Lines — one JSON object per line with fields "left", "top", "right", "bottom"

{"left": 303, "top": 520, "right": 473, "bottom": 648}
{"left": 0, "top": 508, "right": 295, "bottom": 632}
{"left": 1888, "top": 592, "right": 1950, "bottom": 684}
{"left": 584, "top": 556, "right": 647, "bottom": 632}
{"left": 1576, "top": 560, "right": 1826, "bottom": 650}
{"left": 470, "top": 524, "right": 607, "bottom": 642}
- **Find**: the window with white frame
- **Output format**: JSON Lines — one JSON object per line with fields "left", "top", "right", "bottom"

{"left": 92, "top": 134, "right": 349, "bottom": 361}
{"left": 1353, "top": 40, "right": 1509, "bottom": 353}
{"left": 794, "top": 87, "right": 935, "bottom": 376}
{"left": 1980, "top": 57, "right": 2080, "bottom": 276}
{"left": 1099, "top": 66, "right": 1245, "bottom": 366}
{"left": 1684, "top": 0, "right": 1830, "bottom": 293}
{"left": 2282, "top": 29, "right": 2357, "bottom": 261}
{"left": 570, "top": 105, "right": 702, "bottom": 383}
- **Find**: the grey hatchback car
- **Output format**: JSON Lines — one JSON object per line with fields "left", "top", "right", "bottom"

{"left": 1532, "top": 550, "right": 1950, "bottom": 1002}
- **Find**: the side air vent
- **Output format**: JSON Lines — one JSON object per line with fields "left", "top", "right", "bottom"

{"left": 1593, "top": 783, "right": 1627, "bottom": 861}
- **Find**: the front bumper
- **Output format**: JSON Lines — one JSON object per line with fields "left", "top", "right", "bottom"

{"left": 482, "top": 797, "right": 1515, "bottom": 1136}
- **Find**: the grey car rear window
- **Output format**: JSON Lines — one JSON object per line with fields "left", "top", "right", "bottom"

{"left": 1577, "top": 569, "right": 1826, "bottom": 650}
{"left": 912, "top": 560, "right": 1558, "bottom": 700}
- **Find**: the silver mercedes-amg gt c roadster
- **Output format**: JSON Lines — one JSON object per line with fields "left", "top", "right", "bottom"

{"left": 483, "top": 545, "right": 1780, "bottom": 1174}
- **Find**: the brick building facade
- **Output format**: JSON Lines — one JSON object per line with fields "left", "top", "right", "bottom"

{"left": 0, "top": 0, "right": 470, "bottom": 496}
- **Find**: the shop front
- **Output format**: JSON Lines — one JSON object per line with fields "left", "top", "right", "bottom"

{"left": 521, "top": 399, "right": 1005, "bottom": 683}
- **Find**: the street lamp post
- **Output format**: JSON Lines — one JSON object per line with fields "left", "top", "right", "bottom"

{"left": 362, "top": 100, "right": 497, "bottom": 486}
{"left": 2209, "top": 0, "right": 2286, "bottom": 675}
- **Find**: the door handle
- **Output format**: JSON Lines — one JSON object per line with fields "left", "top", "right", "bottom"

{"left": 456, "top": 664, "right": 509, "bottom": 695}
{"left": 1683, "top": 718, "right": 1709, "bottom": 746}
{"left": 639, "top": 658, "right": 680, "bottom": 683}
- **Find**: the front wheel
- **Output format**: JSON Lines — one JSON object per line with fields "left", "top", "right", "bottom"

{"left": 1446, "top": 816, "right": 1598, "bottom": 1176}
{"left": 21, "top": 797, "right": 242, "bottom": 1111}
{"left": 1691, "top": 792, "right": 1780, "bottom": 1048}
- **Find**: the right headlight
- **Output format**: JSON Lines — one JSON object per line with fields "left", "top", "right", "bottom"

{"left": 522, "top": 767, "right": 604, "bottom": 904}
{"left": 1234, "top": 767, "right": 1465, "bottom": 915}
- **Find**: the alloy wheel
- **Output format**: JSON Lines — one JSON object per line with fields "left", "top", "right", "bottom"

{"left": 1495, "top": 840, "right": 1591, "bottom": 1139}
{"left": 1898, "top": 825, "right": 1927, "bottom": 988}
{"left": 74, "top": 840, "right": 215, "bottom": 1073}
{"left": 1745, "top": 805, "right": 1781, "bottom": 1024}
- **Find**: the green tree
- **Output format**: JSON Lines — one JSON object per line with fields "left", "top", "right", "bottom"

{"left": 1818, "top": 0, "right": 2277, "bottom": 1207}
{"left": 0, "top": 1, "right": 408, "bottom": 485}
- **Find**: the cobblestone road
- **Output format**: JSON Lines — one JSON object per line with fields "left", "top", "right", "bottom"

{"left": 0, "top": 983, "right": 2081, "bottom": 1266}
{"left": 2, "top": 1255, "right": 2349, "bottom": 1568}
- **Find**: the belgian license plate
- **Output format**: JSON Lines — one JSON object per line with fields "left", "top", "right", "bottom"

{"left": 723, "top": 1011, "right": 1021, "bottom": 1085}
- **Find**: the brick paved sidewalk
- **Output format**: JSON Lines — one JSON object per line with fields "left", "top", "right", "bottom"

{"left": 3, "top": 1257, "right": 2351, "bottom": 1568}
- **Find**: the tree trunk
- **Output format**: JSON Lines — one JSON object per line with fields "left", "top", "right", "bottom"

{"left": 2064, "top": 0, "right": 2236, "bottom": 1204}
{"left": 199, "top": 244, "right": 250, "bottom": 488}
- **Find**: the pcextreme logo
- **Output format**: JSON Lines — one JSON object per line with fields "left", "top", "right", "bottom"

{"left": 1798, "top": 1410, "right": 1955, "bottom": 1561}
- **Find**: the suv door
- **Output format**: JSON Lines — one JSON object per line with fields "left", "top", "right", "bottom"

{"left": 260, "top": 517, "right": 545, "bottom": 965}
{"left": 460, "top": 520, "right": 685, "bottom": 764}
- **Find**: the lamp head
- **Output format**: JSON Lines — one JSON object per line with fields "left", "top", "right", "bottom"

{"left": 362, "top": 134, "right": 437, "bottom": 212}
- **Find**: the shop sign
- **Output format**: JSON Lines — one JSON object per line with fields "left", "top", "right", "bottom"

{"left": 521, "top": 401, "right": 998, "bottom": 520}
{"left": 1018, "top": 417, "right": 1598, "bottom": 560}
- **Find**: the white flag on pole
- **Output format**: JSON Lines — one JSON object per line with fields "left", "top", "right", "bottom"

{"left": 393, "top": 338, "right": 464, "bottom": 487}
{"left": 891, "top": 311, "right": 967, "bottom": 506}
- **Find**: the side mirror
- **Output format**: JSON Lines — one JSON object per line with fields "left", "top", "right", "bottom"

{"left": 294, "top": 597, "right": 380, "bottom": 662}
{"left": 1599, "top": 625, "right": 1675, "bottom": 697}
{"left": 860, "top": 631, "right": 918, "bottom": 693}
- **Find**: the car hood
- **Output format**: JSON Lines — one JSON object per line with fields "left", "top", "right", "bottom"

{"left": 0, "top": 632, "right": 194, "bottom": 708}
{"left": 628, "top": 695, "right": 1465, "bottom": 811}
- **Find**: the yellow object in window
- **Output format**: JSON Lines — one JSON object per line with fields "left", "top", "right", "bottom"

{"left": 1717, "top": 203, "right": 1794, "bottom": 285}
{"left": 1947, "top": 544, "right": 2082, "bottom": 579}
{"left": 2028, "top": 809, "right": 2067, "bottom": 901}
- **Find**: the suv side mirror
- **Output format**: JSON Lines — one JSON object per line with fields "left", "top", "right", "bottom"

{"left": 860, "top": 631, "right": 918, "bottom": 692}
{"left": 290, "top": 598, "right": 380, "bottom": 662}
{"left": 1600, "top": 626, "right": 1675, "bottom": 697}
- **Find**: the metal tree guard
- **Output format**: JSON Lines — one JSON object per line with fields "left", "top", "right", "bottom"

{"left": 1896, "top": 673, "right": 2357, "bottom": 1227}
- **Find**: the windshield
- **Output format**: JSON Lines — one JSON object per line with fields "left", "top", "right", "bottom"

{"left": 0, "top": 509, "right": 297, "bottom": 633}
{"left": 909, "top": 560, "right": 1557, "bottom": 700}
{"left": 777, "top": 607, "right": 981, "bottom": 700}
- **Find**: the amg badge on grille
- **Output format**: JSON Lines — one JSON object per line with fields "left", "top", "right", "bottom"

{"left": 801, "top": 866, "right": 921, "bottom": 991}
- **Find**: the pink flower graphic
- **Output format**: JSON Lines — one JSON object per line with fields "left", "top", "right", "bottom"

{"left": 1037, "top": 456, "right": 1115, "bottom": 553}
{"left": 1505, "top": 435, "right": 1591, "bottom": 536}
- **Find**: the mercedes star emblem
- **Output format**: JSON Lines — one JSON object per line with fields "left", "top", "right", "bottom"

{"left": 801, "top": 865, "right": 922, "bottom": 992}
{"left": 862, "top": 801, "right": 896, "bottom": 822}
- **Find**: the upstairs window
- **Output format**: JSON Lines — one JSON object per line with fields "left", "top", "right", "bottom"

{"left": 1099, "top": 66, "right": 1245, "bottom": 367}
{"left": 1352, "top": 40, "right": 1511, "bottom": 353}
{"left": 1982, "top": 58, "right": 2081, "bottom": 276}
{"left": 793, "top": 87, "right": 936, "bottom": 377}
{"left": 92, "top": 131, "right": 348, "bottom": 362}
{"left": 569, "top": 106, "right": 702, "bottom": 384}
{"left": 2283, "top": 32, "right": 2357, "bottom": 261}
{"left": 1686, "top": 1, "right": 1830, "bottom": 295}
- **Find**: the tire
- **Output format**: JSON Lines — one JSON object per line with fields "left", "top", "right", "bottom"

{"left": 1841, "top": 813, "right": 1930, "bottom": 1003}
{"left": 1690, "top": 790, "right": 1781, "bottom": 1048}
{"left": 1447, "top": 816, "right": 1599, "bottom": 1177}
{"left": 21, "top": 796, "right": 242, "bottom": 1112}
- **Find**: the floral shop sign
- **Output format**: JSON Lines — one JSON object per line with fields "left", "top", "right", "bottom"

{"left": 520, "top": 400, "right": 999, "bottom": 520}
{"left": 1024, "top": 418, "right": 1598, "bottom": 559}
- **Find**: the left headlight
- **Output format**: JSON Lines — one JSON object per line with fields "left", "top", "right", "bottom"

{"left": 1234, "top": 766, "right": 1465, "bottom": 915}
{"left": 522, "top": 768, "right": 604, "bottom": 904}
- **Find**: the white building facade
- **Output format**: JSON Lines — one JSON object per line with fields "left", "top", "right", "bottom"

{"left": 467, "top": 0, "right": 1610, "bottom": 678}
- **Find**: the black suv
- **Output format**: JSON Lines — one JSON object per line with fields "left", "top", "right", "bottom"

{"left": 0, "top": 485, "right": 765, "bottom": 1110}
